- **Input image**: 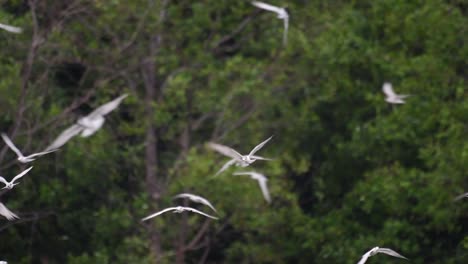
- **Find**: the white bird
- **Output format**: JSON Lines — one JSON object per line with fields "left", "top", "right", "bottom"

{"left": 141, "top": 206, "right": 219, "bottom": 221}
{"left": 233, "top": 171, "right": 271, "bottom": 203}
{"left": 43, "top": 124, "right": 84, "bottom": 152}
{"left": 0, "top": 22, "right": 22, "bottom": 33}
{"left": 0, "top": 166, "right": 33, "bottom": 190}
{"left": 1, "top": 133, "right": 58, "bottom": 163}
{"left": 173, "top": 193, "right": 218, "bottom": 213}
{"left": 252, "top": 1, "right": 289, "bottom": 45}
{"left": 382, "top": 82, "right": 410, "bottom": 104}
{"left": 0, "top": 261, "right": 7, "bottom": 264}
{"left": 77, "top": 94, "right": 128, "bottom": 137}
{"left": 0, "top": 202, "right": 19, "bottom": 221}
{"left": 454, "top": 192, "right": 468, "bottom": 201}
{"left": 357, "top": 246, "right": 407, "bottom": 264}
{"left": 209, "top": 136, "right": 273, "bottom": 176}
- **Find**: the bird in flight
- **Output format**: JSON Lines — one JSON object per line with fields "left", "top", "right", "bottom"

{"left": 1, "top": 133, "right": 58, "bottom": 163}
{"left": 208, "top": 136, "right": 273, "bottom": 176}
{"left": 0, "top": 202, "right": 19, "bottom": 221}
{"left": 252, "top": 1, "right": 289, "bottom": 45}
{"left": 0, "top": 166, "right": 33, "bottom": 190}
{"left": 357, "top": 246, "right": 407, "bottom": 264}
{"left": 77, "top": 94, "right": 128, "bottom": 137}
{"left": 173, "top": 193, "right": 218, "bottom": 213}
{"left": 382, "top": 82, "right": 410, "bottom": 104}
{"left": 233, "top": 171, "right": 271, "bottom": 203}
{"left": 43, "top": 124, "right": 84, "bottom": 152}
{"left": 141, "top": 206, "right": 219, "bottom": 221}
{"left": 0, "top": 22, "right": 22, "bottom": 33}
{"left": 454, "top": 192, "right": 468, "bottom": 201}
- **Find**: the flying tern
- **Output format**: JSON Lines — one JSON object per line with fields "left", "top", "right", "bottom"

{"left": 173, "top": 193, "right": 218, "bottom": 213}
{"left": 252, "top": 1, "right": 289, "bottom": 45}
{"left": 233, "top": 171, "right": 271, "bottom": 203}
{"left": 0, "top": 166, "right": 33, "bottom": 190}
{"left": 77, "top": 94, "right": 128, "bottom": 137}
{"left": 0, "top": 22, "right": 22, "bottom": 33}
{"left": 454, "top": 192, "right": 468, "bottom": 201}
{"left": 1, "top": 133, "right": 58, "bottom": 163}
{"left": 0, "top": 202, "right": 19, "bottom": 221}
{"left": 141, "top": 206, "right": 219, "bottom": 221}
{"left": 357, "top": 246, "right": 407, "bottom": 264}
{"left": 43, "top": 124, "right": 84, "bottom": 152}
{"left": 208, "top": 136, "right": 273, "bottom": 175}
{"left": 382, "top": 82, "right": 410, "bottom": 104}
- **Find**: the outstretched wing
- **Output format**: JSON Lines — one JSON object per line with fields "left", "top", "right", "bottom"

{"left": 376, "top": 248, "right": 407, "bottom": 259}
{"left": 0, "top": 202, "right": 19, "bottom": 221}
{"left": 208, "top": 143, "right": 243, "bottom": 160}
{"left": 88, "top": 94, "right": 128, "bottom": 118}
{"left": 215, "top": 159, "right": 237, "bottom": 176}
{"left": 141, "top": 207, "right": 177, "bottom": 221}
{"left": 174, "top": 193, "right": 218, "bottom": 213}
{"left": 257, "top": 177, "right": 271, "bottom": 203}
{"left": 382, "top": 82, "right": 396, "bottom": 97}
{"left": 11, "top": 166, "right": 33, "bottom": 184}
{"left": 356, "top": 252, "right": 371, "bottom": 264}
{"left": 0, "top": 23, "right": 22, "bottom": 33}
{"left": 44, "top": 124, "right": 83, "bottom": 152}
{"left": 248, "top": 136, "right": 273, "bottom": 156}
{"left": 283, "top": 17, "right": 289, "bottom": 46}
{"left": 252, "top": 1, "right": 284, "bottom": 15}
{"left": 184, "top": 207, "right": 219, "bottom": 220}
{"left": 1, "top": 133, "right": 24, "bottom": 158}
{"left": 0, "top": 176, "right": 9, "bottom": 186}
{"left": 454, "top": 192, "right": 468, "bottom": 201}
{"left": 25, "top": 148, "right": 59, "bottom": 159}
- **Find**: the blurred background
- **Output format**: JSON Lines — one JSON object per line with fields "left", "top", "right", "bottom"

{"left": 0, "top": 0, "right": 467, "bottom": 263}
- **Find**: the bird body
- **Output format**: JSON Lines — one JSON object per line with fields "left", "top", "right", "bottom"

{"left": 209, "top": 136, "right": 273, "bottom": 175}
{"left": 0, "top": 166, "right": 33, "bottom": 190}
{"left": 173, "top": 193, "right": 218, "bottom": 213}
{"left": 357, "top": 246, "right": 407, "bottom": 264}
{"left": 233, "top": 171, "right": 271, "bottom": 203}
{"left": 141, "top": 206, "right": 219, "bottom": 221}
{"left": 382, "top": 82, "right": 410, "bottom": 104}
{"left": 0, "top": 202, "right": 19, "bottom": 221}
{"left": 1, "top": 133, "right": 58, "bottom": 163}
{"left": 252, "top": 1, "right": 289, "bottom": 45}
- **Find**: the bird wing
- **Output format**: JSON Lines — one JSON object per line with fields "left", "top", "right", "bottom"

{"left": 454, "top": 192, "right": 468, "bottom": 201}
{"left": 257, "top": 177, "right": 271, "bottom": 203}
{"left": 141, "top": 207, "right": 177, "bottom": 221}
{"left": 0, "top": 23, "right": 22, "bottom": 33}
{"left": 356, "top": 252, "right": 371, "bottom": 264}
{"left": 1, "top": 133, "right": 24, "bottom": 158}
{"left": 252, "top": 1, "right": 284, "bottom": 15}
{"left": 208, "top": 142, "right": 243, "bottom": 160}
{"left": 376, "top": 248, "right": 407, "bottom": 259}
{"left": 174, "top": 193, "right": 218, "bottom": 213}
{"left": 283, "top": 16, "right": 289, "bottom": 46}
{"left": 248, "top": 136, "right": 273, "bottom": 156}
{"left": 11, "top": 166, "right": 33, "bottom": 184}
{"left": 44, "top": 124, "right": 83, "bottom": 152}
{"left": 250, "top": 155, "right": 273, "bottom": 161}
{"left": 88, "top": 94, "right": 128, "bottom": 118}
{"left": 215, "top": 159, "right": 237, "bottom": 176}
{"left": 25, "top": 149, "right": 59, "bottom": 159}
{"left": 382, "top": 82, "right": 396, "bottom": 97}
{"left": 0, "top": 202, "right": 19, "bottom": 221}
{"left": 184, "top": 207, "right": 219, "bottom": 220}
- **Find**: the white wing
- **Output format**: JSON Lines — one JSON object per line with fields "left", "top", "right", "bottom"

{"left": 174, "top": 193, "right": 218, "bottom": 213}
{"left": 357, "top": 251, "right": 371, "bottom": 264}
{"left": 141, "top": 207, "right": 178, "bottom": 221}
{"left": 88, "top": 94, "right": 128, "bottom": 118}
{"left": 44, "top": 124, "right": 83, "bottom": 151}
{"left": 215, "top": 159, "right": 237, "bottom": 176}
{"left": 0, "top": 177, "right": 9, "bottom": 186}
{"left": 208, "top": 142, "right": 243, "bottom": 160}
{"left": 382, "top": 82, "right": 396, "bottom": 98}
{"left": 24, "top": 148, "right": 59, "bottom": 159}
{"left": 1, "top": 133, "right": 24, "bottom": 158}
{"left": 376, "top": 248, "right": 407, "bottom": 259}
{"left": 283, "top": 17, "right": 289, "bottom": 46}
{"left": 0, "top": 202, "right": 19, "bottom": 221}
{"left": 0, "top": 23, "right": 22, "bottom": 33}
{"left": 454, "top": 192, "right": 468, "bottom": 201}
{"left": 257, "top": 177, "right": 271, "bottom": 203}
{"left": 250, "top": 155, "right": 273, "bottom": 161}
{"left": 184, "top": 207, "right": 219, "bottom": 220}
{"left": 248, "top": 136, "right": 273, "bottom": 156}
{"left": 252, "top": 1, "right": 284, "bottom": 15}
{"left": 11, "top": 166, "right": 33, "bottom": 184}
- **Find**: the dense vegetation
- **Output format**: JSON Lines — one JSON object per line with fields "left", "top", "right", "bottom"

{"left": 0, "top": 0, "right": 467, "bottom": 263}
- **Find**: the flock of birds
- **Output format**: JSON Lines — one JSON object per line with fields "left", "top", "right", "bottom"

{"left": 0, "top": 1, "right": 465, "bottom": 263}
